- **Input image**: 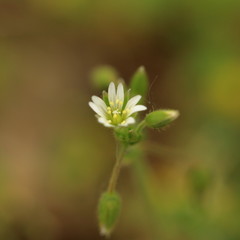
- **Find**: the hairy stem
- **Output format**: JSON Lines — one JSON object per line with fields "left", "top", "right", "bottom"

{"left": 135, "top": 119, "right": 147, "bottom": 134}
{"left": 107, "top": 142, "right": 127, "bottom": 193}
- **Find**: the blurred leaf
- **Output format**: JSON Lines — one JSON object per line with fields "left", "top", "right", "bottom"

{"left": 90, "top": 65, "right": 118, "bottom": 90}
{"left": 130, "top": 66, "right": 149, "bottom": 103}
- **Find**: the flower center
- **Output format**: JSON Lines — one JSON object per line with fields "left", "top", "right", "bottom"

{"left": 106, "top": 99, "right": 129, "bottom": 125}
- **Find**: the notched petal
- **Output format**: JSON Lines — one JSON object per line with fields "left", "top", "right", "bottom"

{"left": 92, "top": 96, "right": 107, "bottom": 112}
{"left": 117, "top": 83, "right": 124, "bottom": 102}
{"left": 125, "top": 95, "right": 141, "bottom": 109}
{"left": 108, "top": 82, "right": 116, "bottom": 103}
{"left": 89, "top": 102, "right": 105, "bottom": 118}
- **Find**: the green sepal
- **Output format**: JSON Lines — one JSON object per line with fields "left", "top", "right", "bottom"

{"left": 98, "top": 192, "right": 121, "bottom": 237}
{"left": 102, "top": 90, "right": 109, "bottom": 105}
{"left": 114, "top": 127, "right": 142, "bottom": 145}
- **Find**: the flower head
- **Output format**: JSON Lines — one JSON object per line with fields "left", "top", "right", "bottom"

{"left": 89, "top": 82, "right": 147, "bottom": 127}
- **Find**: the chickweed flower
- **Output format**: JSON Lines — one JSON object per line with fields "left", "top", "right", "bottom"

{"left": 89, "top": 66, "right": 179, "bottom": 237}
{"left": 89, "top": 82, "right": 147, "bottom": 127}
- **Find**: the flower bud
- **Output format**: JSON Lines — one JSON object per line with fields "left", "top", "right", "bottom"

{"left": 145, "top": 109, "right": 179, "bottom": 129}
{"left": 130, "top": 66, "right": 149, "bottom": 103}
{"left": 91, "top": 65, "right": 118, "bottom": 89}
{"left": 98, "top": 192, "right": 121, "bottom": 237}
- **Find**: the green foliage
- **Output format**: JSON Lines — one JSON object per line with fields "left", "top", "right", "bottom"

{"left": 145, "top": 109, "right": 179, "bottom": 129}
{"left": 98, "top": 192, "right": 121, "bottom": 237}
{"left": 130, "top": 66, "right": 149, "bottom": 103}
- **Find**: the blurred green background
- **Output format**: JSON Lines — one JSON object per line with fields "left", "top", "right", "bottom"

{"left": 0, "top": 0, "right": 240, "bottom": 239}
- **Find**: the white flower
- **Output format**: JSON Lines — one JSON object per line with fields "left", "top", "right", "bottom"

{"left": 89, "top": 82, "right": 147, "bottom": 127}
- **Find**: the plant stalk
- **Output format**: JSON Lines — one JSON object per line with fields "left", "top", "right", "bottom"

{"left": 107, "top": 142, "right": 127, "bottom": 192}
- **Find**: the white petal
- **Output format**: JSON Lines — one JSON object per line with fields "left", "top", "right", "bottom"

{"left": 89, "top": 102, "right": 105, "bottom": 118}
{"left": 104, "top": 123, "right": 113, "bottom": 127}
{"left": 120, "top": 117, "right": 135, "bottom": 126}
{"left": 108, "top": 82, "right": 116, "bottom": 103}
{"left": 129, "top": 105, "right": 147, "bottom": 115}
{"left": 125, "top": 117, "right": 135, "bottom": 124}
{"left": 98, "top": 117, "right": 106, "bottom": 123}
{"left": 116, "top": 83, "right": 124, "bottom": 102}
{"left": 97, "top": 117, "right": 113, "bottom": 127}
{"left": 125, "top": 95, "right": 141, "bottom": 109}
{"left": 92, "top": 96, "right": 107, "bottom": 112}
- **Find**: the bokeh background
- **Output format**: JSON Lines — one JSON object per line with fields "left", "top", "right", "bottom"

{"left": 1, "top": 0, "right": 240, "bottom": 239}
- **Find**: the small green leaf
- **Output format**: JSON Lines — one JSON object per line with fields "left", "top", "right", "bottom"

{"left": 130, "top": 66, "right": 149, "bottom": 103}
{"left": 98, "top": 192, "right": 121, "bottom": 237}
{"left": 145, "top": 109, "right": 179, "bottom": 129}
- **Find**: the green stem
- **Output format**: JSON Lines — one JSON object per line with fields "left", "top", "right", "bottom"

{"left": 107, "top": 142, "right": 127, "bottom": 193}
{"left": 135, "top": 119, "right": 147, "bottom": 134}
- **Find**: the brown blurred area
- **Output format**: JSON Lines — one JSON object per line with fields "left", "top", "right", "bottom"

{"left": 0, "top": 0, "right": 240, "bottom": 240}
